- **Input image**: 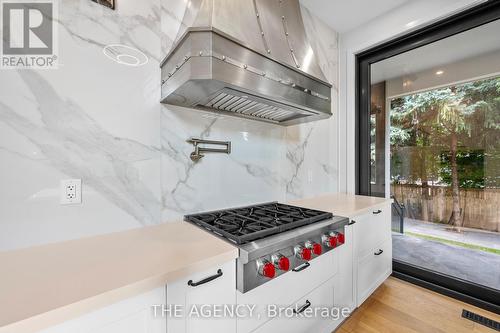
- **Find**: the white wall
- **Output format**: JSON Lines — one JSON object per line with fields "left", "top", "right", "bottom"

{"left": 0, "top": 0, "right": 339, "bottom": 250}
{"left": 338, "top": 0, "right": 486, "bottom": 196}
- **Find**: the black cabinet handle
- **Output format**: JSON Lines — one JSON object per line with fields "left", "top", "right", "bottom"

{"left": 348, "top": 220, "right": 356, "bottom": 225}
{"left": 373, "top": 209, "right": 382, "bottom": 214}
{"left": 293, "top": 300, "right": 311, "bottom": 314}
{"left": 292, "top": 262, "right": 310, "bottom": 272}
{"left": 374, "top": 249, "right": 384, "bottom": 256}
{"left": 188, "top": 269, "right": 223, "bottom": 287}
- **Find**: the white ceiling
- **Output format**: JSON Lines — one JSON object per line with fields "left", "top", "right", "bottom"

{"left": 371, "top": 19, "right": 500, "bottom": 83}
{"left": 300, "top": 0, "right": 410, "bottom": 33}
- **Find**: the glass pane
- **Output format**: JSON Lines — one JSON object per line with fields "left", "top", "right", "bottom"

{"left": 370, "top": 18, "right": 500, "bottom": 291}
{"left": 369, "top": 82, "right": 386, "bottom": 197}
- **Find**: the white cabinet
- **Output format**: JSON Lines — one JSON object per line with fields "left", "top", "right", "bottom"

{"left": 166, "top": 260, "right": 236, "bottom": 333}
{"left": 352, "top": 203, "right": 392, "bottom": 307}
{"left": 252, "top": 277, "right": 337, "bottom": 333}
{"left": 35, "top": 200, "right": 391, "bottom": 333}
{"left": 37, "top": 287, "right": 166, "bottom": 333}
{"left": 237, "top": 249, "right": 338, "bottom": 333}
{"left": 357, "top": 238, "right": 392, "bottom": 304}
{"left": 333, "top": 221, "right": 355, "bottom": 311}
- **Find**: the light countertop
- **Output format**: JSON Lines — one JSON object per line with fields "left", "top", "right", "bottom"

{"left": 0, "top": 221, "right": 238, "bottom": 333}
{"left": 0, "top": 193, "right": 390, "bottom": 333}
{"left": 290, "top": 193, "right": 391, "bottom": 218}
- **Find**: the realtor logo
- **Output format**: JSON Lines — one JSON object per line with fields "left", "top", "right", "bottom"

{"left": 1, "top": 0, "right": 58, "bottom": 68}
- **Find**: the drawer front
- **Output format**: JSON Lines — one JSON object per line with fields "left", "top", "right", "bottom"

{"left": 357, "top": 238, "right": 392, "bottom": 306}
{"left": 252, "top": 277, "right": 336, "bottom": 333}
{"left": 333, "top": 223, "right": 355, "bottom": 311}
{"left": 354, "top": 204, "right": 391, "bottom": 259}
{"left": 237, "top": 249, "right": 339, "bottom": 333}
{"left": 167, "top": 260, "right": 236, "bottom": 333}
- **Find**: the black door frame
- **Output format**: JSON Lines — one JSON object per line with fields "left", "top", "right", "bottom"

{"left": 355, "top": 0, "right": 500, "bottom": 314}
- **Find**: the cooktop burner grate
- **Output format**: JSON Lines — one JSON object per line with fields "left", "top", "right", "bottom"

{"left": 185, "top": 202, "right": 333, "bottom": 245}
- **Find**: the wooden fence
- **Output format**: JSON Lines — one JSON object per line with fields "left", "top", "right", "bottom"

{"left": 391, "top": 184, "right": 500, "bottom": 232}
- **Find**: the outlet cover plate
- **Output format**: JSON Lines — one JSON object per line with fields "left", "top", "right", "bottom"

{"left": 60, "top": 179, "right": 82, "bottom": 205}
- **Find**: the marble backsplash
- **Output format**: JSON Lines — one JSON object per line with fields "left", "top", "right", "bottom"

{"left": 0, "top": 0, "right": 338, "bottom": 250}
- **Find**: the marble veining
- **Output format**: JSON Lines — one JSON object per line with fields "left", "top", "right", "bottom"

{"left": 0, "top": 0, "right": 162, "bottom": 250}
{"left": 0, "top": 0, "right": 339, "bottom": 250}
{"left": 285, "top": 126, "right": 313, "bottom": 197}
{"left": 59, "top": 0, "right": 162, "bottom": 62}
{"left": 161, "top": 109, "right": 219, "bottom": 216}
{"left": 160, "top": 105, "right": 286, "bottom": 220}
{"left": 0, "top": 71, "right": 161, "bottom": 226}
{"left": 282, "top": 5, "right": 340, "bottom": 199}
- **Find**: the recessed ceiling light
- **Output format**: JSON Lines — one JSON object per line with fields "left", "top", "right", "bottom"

{"left": 103, "top": 44, "right": 149, "bottom": 67}
{"left": 436, "top": 70, "right": 444, "bottom": 75}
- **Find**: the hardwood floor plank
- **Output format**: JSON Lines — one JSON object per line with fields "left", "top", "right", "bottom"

{"left": 337, "top": 277, "right": 499, "bottom": 333}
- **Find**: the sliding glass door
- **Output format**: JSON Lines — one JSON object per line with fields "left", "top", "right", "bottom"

{"left": 356, "top": 1, "right": 500, "bottom": 312}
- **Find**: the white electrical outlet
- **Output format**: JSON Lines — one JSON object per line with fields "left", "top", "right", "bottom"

{"left": 60, "top": 179, "right": 82, "bottom": 205}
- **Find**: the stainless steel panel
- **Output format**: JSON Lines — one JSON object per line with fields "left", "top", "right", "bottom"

{"left": 211, "top": 0, "right": 266, "bottom": 54}
{"left": 236, "top": 216, "right": 349, "bottom": 293}
{"left": 160, "top": 24, "right": 332, "bottom": 125}
{"left": 167, "top": 0, "right": 326, "bottom": 82}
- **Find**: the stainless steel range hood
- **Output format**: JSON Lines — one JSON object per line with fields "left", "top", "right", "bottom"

{"left": 160, "top": 0, "right": 332, "bottom": 126}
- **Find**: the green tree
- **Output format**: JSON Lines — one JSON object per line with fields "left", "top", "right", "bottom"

{"left": 439, "top": 150, "right": 484, "bottom": 188}
{"left": 390, "top": 76, "right": 500, "bottom": 229}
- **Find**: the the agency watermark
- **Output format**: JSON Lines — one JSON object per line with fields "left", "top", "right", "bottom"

{"left": 152, "top": 304, "right": 352, "bottom": 321}
{"left": 1, "top": 0, "right": 58, "bottom": 69}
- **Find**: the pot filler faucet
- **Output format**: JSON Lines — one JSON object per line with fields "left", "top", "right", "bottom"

{"left": 187, "top": 138, "right": 231, "bottom": 162}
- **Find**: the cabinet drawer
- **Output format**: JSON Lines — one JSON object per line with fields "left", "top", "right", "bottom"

{"left": 357, "top": 238, "right": 392, "bottom": 306}
{"left": 167, "top": 260, "right": 236, "bottom": 333}
{"left": 237, "top": 249, "right": 339, "bottom": 333}
{"left": 252, "top": 277, "right": 336, "bottom": 333}
{"left": 354, "top": 205, "right": 391, "bottom": 258}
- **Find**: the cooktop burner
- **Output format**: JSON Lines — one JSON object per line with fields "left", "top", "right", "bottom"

{"left": 184, "top": 202, "right": 333, "bottom": 245}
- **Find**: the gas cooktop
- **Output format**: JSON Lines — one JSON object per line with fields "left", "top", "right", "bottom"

{"left": 184, "top": 202, "right": 333, "bottom": 245}
{"left": 185, "top": 202, "right": 348, "bottom": 293}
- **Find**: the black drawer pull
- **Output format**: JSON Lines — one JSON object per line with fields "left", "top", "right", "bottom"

{"left": 188, "top": 269, "right": 223, "bottom": 287}
{"left": 293, "top": 300, "right": 311, "bottom": 314}
{"left": 374, "top": 249, "right": 384, "bottom": 256}
{"left": 373, "top": 209, "right": 382, "bottom": 214}
{"left": 292, "top": 262, "right": 310, "bottom": 272}
{"left": 348, "top": 220, "right": 356, "bottom": 225}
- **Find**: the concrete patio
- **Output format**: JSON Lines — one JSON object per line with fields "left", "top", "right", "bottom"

{"left": 393, "top": 233, "right": 500, "bottom": 290}
{"left": 403, "top": 218, "right": 500, "bottom": 250}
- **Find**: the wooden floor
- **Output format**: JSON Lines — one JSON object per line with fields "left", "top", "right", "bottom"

{"left": 338, "top": 277, "right": 500, "bottom": 333}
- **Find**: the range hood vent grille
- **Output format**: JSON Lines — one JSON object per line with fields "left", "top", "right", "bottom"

{"left": 199, "top": 88, "right": 314, "bottom": 123}
{"left": 160, "top": 0, "right": 332, "bottom": 126}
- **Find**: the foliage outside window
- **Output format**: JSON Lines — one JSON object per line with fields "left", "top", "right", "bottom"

{"left": 390, "top": 76, "right": 500, "bottom": 228}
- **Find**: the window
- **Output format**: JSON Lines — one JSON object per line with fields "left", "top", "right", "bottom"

{"left": 356, "top": 1, "right": 500, "bottom": 311}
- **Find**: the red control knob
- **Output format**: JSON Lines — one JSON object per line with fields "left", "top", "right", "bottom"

{"left": 295, "top": 245, "right": 312, "bottom": 261}
{"left": 257, "top": 259, "right": 276, "bottom": 278}
{"left": 312, "top": 243, "right": 322, "bottom": 255}
{"left": 278, "top": 256, "right": 290, "bottom": 271}
{"left": 329, "top": 231, "right": 345, "bottom": 245}
{"left": 272, "top": 254, "right": 290, "bottom": 271}
{"left": 262, "top": 262, "right": 276, "bottom": 278}
{"left": 322, "top": 234, "right": 338, "bottom": 248}
{"left": 302, "top": 248, "right": 312, "bottom": 260}
{"left": 305, "top": 241, "right": 322, "bottom": 256}
{"left": 337, "top": 232, "right": 345, "bottom": 244}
